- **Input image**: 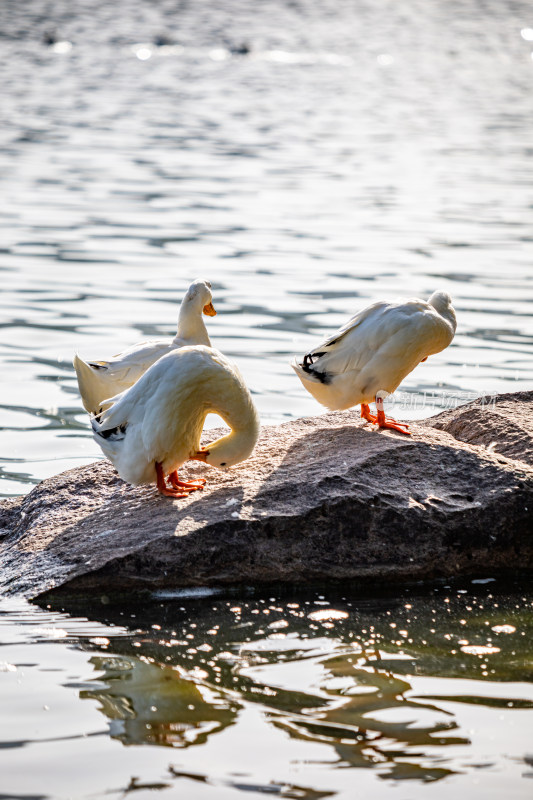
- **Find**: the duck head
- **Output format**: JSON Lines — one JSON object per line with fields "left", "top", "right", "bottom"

{"left": 185, "top": 279, "right": 216, "bottom": 317}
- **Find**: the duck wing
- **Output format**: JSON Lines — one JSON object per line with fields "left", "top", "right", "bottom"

{"left": 303, "top": 301, "right": 390, "bottom": 376}
{"left": 303, "top": 299, "right": 446, "bottom": 380}
{"left": 96, "top": 340, "right": 174, "bottom": 382}
{"left": 91, "top": 348, "right": 205, "bottom": 456}
{"left": 75, "top": 340, "right": 175, "bottom": 415}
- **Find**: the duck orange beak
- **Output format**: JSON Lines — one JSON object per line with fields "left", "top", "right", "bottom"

{"left": 203, "top": 302, "right": 216, "bottom": 317}
{"left": 191, "top": 449, "right": 209, "bottom": 462}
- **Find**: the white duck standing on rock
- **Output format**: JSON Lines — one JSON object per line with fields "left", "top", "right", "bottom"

{"left": 91, "top": 345, "right": 260, "bottom": 498}
{"left": 291, "top": 291, "right": 457, "bottom": 435}
{"left": 74, "top": 279, "right": 216, "bottom": 415}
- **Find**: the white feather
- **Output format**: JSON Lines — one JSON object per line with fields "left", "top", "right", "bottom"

{"left": 291, "top": 292, "right": 456, "bottom": 411}
{"left": 74, "top": 279, "right": 215, "bottom": 414}
{"left": 91, "top": 346, "right": 260, "bottom": 486}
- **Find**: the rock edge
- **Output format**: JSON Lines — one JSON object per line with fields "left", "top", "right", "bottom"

{"left": 1, "top": 390, "right": 532, "bottom": 599}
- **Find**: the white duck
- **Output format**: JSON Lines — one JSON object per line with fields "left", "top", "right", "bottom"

{"left": 74, "top": 279, "right": 216, "bottom": 415}
{"left": 91, "top": 345, "right": 260, "bottom": 498}
{"left": 291, "top": 291, "right": 456, "bottom": 435}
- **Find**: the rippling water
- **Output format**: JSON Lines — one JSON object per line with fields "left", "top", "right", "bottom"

{"left": 1, "top": 2, "right": 532, "bottom": 795}
{"left": 1, "top": 0, "right": 532, "bottom": 496}
{"left": 1, "top": 580, "right": 532, "bottom": 799}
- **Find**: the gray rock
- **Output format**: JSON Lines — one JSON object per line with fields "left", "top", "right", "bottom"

{"left": 1, "top": 391, "right": 532, "bottom": 599}
{"left": 425, "top": 390, "right": 533, "bottom": 466}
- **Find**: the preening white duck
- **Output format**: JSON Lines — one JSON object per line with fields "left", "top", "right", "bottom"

{"left": 91, "top": 345, "right": 260, "bottom": 498}
{"left": 74, "top": 279, "right": 216, "bottom": 415}
{"left": 291, "top": 291, "right": 457, "bottom": 435}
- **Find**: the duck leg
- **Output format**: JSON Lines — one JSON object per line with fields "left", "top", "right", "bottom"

{"left": 360, "top": 401, "right": 410, "bottom": 434}
{"left": 360, "top": 403, "right": 377, "bottom": 424}
{"left": 168, "top": 471, "right": 205, "bottom": 491}
{"left": 155, "top": 462, "right": 194, "bottom": 498}
{"left": 375, "top": 396, "right": 411, "bottom": 435}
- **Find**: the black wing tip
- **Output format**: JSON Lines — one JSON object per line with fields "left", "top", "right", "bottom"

{"left": 97, "top": 423, "right": 127, "bottom": 440}
{"left": 303, "top": 351, "right": 325, "bottom": 370}
{"left": 91, "top": 415, "right": 127, "bottom": 440}
{"left": 302, "top": 352, "right": 330, "bottom": 384}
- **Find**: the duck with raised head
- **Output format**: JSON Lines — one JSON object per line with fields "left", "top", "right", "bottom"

{"left": 91, "top": 345, "right": 260, "bottom": 498}
{"left": 74, "top": 279, "right": 216, "bottom": 415}
{"left": 291, "top": 291, "right": 457, "bottom": 435}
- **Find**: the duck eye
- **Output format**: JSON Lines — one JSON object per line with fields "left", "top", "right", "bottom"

{"left": 220, "top": 462, "right": 226, "bottom": 466}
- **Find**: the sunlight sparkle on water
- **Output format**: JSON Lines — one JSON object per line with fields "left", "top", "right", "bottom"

{"left": 131, "top": 43, "right": 152, "bottom": 60}
{"left": 308, "top": 609, "right": 349, "bottom": 622}
{"left": 209, "top": 48, "right": 230, "bottom": 61}
{"left": 460, "top": 644, "right": 502, "bottom": 655}
{"left": 51, "top": 41, "right": 72, "bottom": 54}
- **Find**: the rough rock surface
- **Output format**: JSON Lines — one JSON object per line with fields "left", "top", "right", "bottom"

{"left": 1, "top": 391, "right": 532, "bottom": 599}
{"left": 425, "top": 390, "right": 533, "bottom": 466}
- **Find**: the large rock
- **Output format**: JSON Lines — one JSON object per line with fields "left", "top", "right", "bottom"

{"left": 1, "top": 391, "right": 532, "bottom": 599}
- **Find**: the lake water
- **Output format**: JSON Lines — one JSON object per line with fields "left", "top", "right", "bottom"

{"left": 1, "top": 0, "right": 533, "bottom": 496}
{"left": 0, "top": 0, "right": 532, "bottom": 796}
{"left": 1, "top": 580, "right": 532, "bottom": 799}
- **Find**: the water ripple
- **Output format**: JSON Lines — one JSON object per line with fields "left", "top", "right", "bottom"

{"left": 0, "top": 0, "right": 532, "bottom": 493}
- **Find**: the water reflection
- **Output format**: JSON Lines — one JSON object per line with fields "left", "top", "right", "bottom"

{"left": 48, "top": 580, "right": 532, "bottom": 788}
{"left": 82, "top": 656, "right": 236, "bottom": 748}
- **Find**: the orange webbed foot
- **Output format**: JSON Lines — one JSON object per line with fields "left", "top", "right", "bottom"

{"left": 168, "top": 471, "right": 205, "bottom": 492}
{"left": 375, "top": 397, "right": 411, "bottom": 435}
{"left": 156, "top": 463, "right": 202, "bottom": 499}
{"left": 376, "top": 414, "right": 411, "bottom": 435}
{"left": 158, "top": 485, "right": 191, "bottom": 498}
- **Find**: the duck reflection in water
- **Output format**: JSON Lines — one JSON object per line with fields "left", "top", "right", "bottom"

{"left": 60, "top": 583, "right": 529, "bottom": 784}
{"left": 81, "top": 655, "right": 236, "bottom": 748}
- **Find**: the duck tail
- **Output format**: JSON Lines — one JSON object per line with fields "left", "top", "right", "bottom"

{"left": 73, "top": 353, "right": 111, "bottom": 415}
{"left": 290, "top": 357, "right": 322, "bottom": 384}
{"left": 291, "top": 356, "right": 344, "bottom": 410}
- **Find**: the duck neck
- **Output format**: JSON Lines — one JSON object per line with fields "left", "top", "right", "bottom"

{"left": 174, "top": 300, "right": 210, "bottom": 346}
{"left": 205, "top": 400, "right": 260, "bottom": 467}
